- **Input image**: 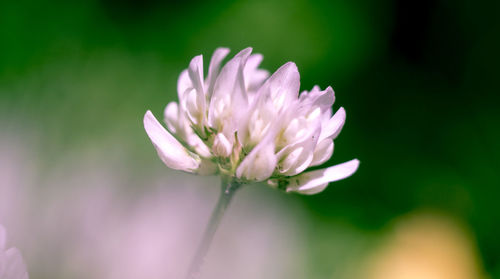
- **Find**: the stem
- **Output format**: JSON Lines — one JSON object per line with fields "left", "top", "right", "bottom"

{"left": 184, "top": 177, "right": 242, "bottom": 279}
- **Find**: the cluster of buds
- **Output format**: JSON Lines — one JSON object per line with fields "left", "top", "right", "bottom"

{"left": 144, "top": 47, "right": 358, "bottom": 194}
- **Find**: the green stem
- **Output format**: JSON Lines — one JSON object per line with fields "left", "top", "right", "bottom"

{"left": 184, "top": 177, "right": 242, "bottom": 279}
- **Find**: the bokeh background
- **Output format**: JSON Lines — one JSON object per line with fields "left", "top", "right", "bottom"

{"left": 1, "top": 0, "right": 499, "bottom": 278}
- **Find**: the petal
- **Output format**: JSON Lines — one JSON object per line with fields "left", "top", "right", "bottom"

{"left": 286, "top": 159, "right": 359, "bottom": 194}
{"left": 236, "top": 139, "right": 277, "bottom": 182}
{"left": 244, "top": 53, "right": 269, "bottom": 91}
{"left": 208, "top": 48, "right": 252, "bottom": 130}
{"left": 320, "top": 107, "right": 346, "bottom": 141}
{"left": 255, "top": 62, "right": 300, "bottom": 112}
{"left": 276, "top": 124, "right": 321, "bottom": 176}
{"left": 310, "top": 139, "right": 334, "bottom": 167}
{"left": 206, "top": 47, "right": 230, "bottom": 98}
{"left": 295, "top": 182, "right": 328, "bottom": 195}
{"left": 164, "top": 102, "right": 179, "bottom": 133}
{"left": 143, "top": 111, "right": 200, "bottom": 172}
{"left": 177, "top": 70, "right": 192, "bottom": 101}
{"left": 313, "top": 86, "right": 335, "bottom": 111}
{"left": 212, "top": 133, "right": 233, "bottom": 157}
{"left": 4, "top": 248, "right": 29, "bottom": 279}
{"left": 187, "top": 55, "right": 205, "bottom": 94}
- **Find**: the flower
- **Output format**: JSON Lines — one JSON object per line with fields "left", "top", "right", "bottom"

{"left": 144, "top": 47, "right": 359, "bottom": 194}
{"left": 0, "top": 225, "right": 29, "bottom": 279}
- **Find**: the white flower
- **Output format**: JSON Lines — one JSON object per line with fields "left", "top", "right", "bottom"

{"left": 0, "top": 225, "right": 29, "bottom": 279}
{"left": 144, "top": 47, "right": 359, "bottom": 194}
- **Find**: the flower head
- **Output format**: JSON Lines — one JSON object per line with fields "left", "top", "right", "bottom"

{"left": 0, "top": 225, "right": 29, "bottom": 279}
{"left": 144, "top": 47, "right": 359, "bottom": 194}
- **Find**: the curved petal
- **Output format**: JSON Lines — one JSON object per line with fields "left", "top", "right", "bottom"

{"left": 208, "top": 48, "right": 252, "bottom": 130}
{"left": 295, "top": 182, "right": 328, "bottom": 195}
{"left": 320, "top": 107, "right": 346, "bottom": 141}
{"left": 310, "top": 139, "right": 334, "bottom": 167}
{"left": 286, "top": 159, "right": 359, "bottom": 194}
{"left": 255, "top": 62, "right": 300, "bottom": 112}
{"left": 144, "top": 111, "right": 200, "bottom": 172}
{"left": 206, "top": 47, "right": 230, "bottom": 98}
{"left": 236, "top": 138, "right": 277, "bottom": 182}
{"left": 187, "top": 55, "right": 204, "bottom": 94}
{"left": 276, "top": 124, "right": 321, "bottom": 176}
{"left": 177, "top": 70, "right": 192, "bottom": 101}
{"left": 212, "top": 133, "right": 233, "bottom": 157}
{"left": 164, "top": 102, "right": 179, "bottom": 133}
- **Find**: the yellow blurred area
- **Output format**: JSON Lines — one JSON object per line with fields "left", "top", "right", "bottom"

{"left": 361, "top": 212, "right": 487, "bottom": 279}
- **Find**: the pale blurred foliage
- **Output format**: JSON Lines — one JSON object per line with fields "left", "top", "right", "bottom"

{"left": 0, "top": 131, "right": 307, "bottom": 279}
{"left": 0, "top": 127, "right": 489, "bottom": 279}
{"left": 361, "top": 212, "right": 488, "bottom": 279}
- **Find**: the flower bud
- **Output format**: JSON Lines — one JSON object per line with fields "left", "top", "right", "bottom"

{"left": 212, "top": 133, "right": 233, "bottom": 157}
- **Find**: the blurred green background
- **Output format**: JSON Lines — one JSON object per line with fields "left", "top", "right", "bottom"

{"left": 1, "top": 0, "right": 499, "bottom": 278}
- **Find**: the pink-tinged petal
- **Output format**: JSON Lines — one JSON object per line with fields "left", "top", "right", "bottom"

{"left": 255, "top": 62, "right": 300, "bottom": 112}
{"left": 298, "top": 86, "right": 334, "bottom": 116}
{"left": 187, "top": 55, "right": 204, "bottom": 94}
{"left": 295, "top": 182, "right": 329, "bottom": 195}
{"left": 186, "top": 55, "right": 207, "bottom": 128}
{"left": 286, "top": 159, "right": 359, "bottom": 194}
{"left": 177, "top": 70, "right": 192, "bottom": 100}
{"left": 236, "top": 139, "right": 277, "bottom": 182}
{"left": 320, "top": 107, "right": 346, "bottom": 141}
{"left": 244, "top": 54, "right": 268, "bottom": 90}
{"left": 245, "top": 53, "right": 263, "bottom": 71}
{"left": 206, "top": 47, "right": 230, "bottom": 98}
{"left": 163, "top": 102, "right": 179, "bottom": 133}
{"left": 208, "top": 48, "right": 252, "bottom": 130}
{"left": 276, "top": 124, "right": 321, "bottom": 176}
{"left": 144, "top": 111, "right": 200, "bottom": 172}
{"left": 212, "top": 133, "right": 233, "bottom": 157}
{"left": 313, "top": 86, "right": 335, "bottom": 111}
{"left": 4, "top": 248, "right": 29, "bottom": 279}
{"left": 310, "top": 139, "right": 334, "bottom": 167}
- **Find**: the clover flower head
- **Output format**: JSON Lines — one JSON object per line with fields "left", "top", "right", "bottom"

{"left": 0, "top": 225, "right": 29, "bottom": 279}
{"left": 144, "top": 47, "right": 359, "bottom": 194}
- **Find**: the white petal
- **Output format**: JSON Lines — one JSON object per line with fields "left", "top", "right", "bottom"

{"left": 313, "top": 86, "right": 335, "bottom": 111}
{"left": 212, "top": 133, "right": 233, "bottom": 157}
{"left": 184, "top": 129, "right": 212, "bottom": 158}
{"left": 244, "top": 54, "right": 269, "bottom": 91}
{"left": 276, "top": 125, "right": 321, "bottom": 176}
{"left": 206, "top": 47, "right": 230, "bottom": 98}
{"left": 177, "top": 70, "right": 192, "bottom": 101}
{"left": 208, "top": 48, "right": 252, "bottom": 130}
{"left": 187, "top": 55, "right": 205, "bottom": 94}
{"left": 245, "top": 53, "right": 263, "bottom": 72}
{"left": 310, "top": 139, "right": 334, "bottom": 167}
{"left": 237, "top": 100, "right": 275, "bottom": 148}
{"left": 4, "top": 248, "right": 29, "bottom": 279}
{"left": 143, "top": 111, "right": 200, "bottom": 172}
{"left": 320, "top": 107, "right": 346, "bottom": 141}
{"left": 286, "top": 159, "right": 359, "bottom": 194}
{"left": 236, "top": 139, "right": 277, "bottom": 182}
{"left": 164, "top": 102, "right": 179, "bottom": 133}
{"left": 295, "top": 182, "right": 328, "bottom": 195}
{"left": 255, "top": 62, "right": 300, "bottom": 112}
